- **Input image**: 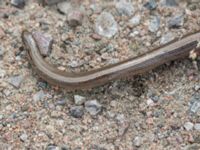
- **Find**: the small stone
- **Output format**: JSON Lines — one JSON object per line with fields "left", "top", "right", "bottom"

{"left": 133, "top": 136, "right": 142, "bottom": 147}
{"left": 147, "top": 98, "right": 154, "bottom": 106}
{"left": 144, "top": 0, "right": 157, "bottom": 10}
{"left": 95, "top": 12, "right": 118, "bottom": 38}
{"left": 194, "top": 85, "right": 200, "bottom": 91}
{"left": 42, "top": 0, "right": 65, "bottom": 6}
{"left": 115, "top": 114, "right": 126, "bottom": 124}
{"left": 56, "top": 98, "right": 67, "bottom": 106}
{"left": 57, "top": 1, "right": 72, "bottom": 14}
{"left": 60, "top": 145, "right": 70, "bottom": 150}
{"left": 0, "top": 46, "right": 4, "bottom": 57}
{"left": 160, "top": 0, "right": 177, "bottom": 7}
{"left": 57, "top": 66, "right": 65, "bottom": 71}
{"left": 129, "top": 15, "right": 141, "bottom": 27}
{"left": 68, "top": 60, "right": 83, "bottom": 68}
{"left": 184, "top": 122, "right": 194, "bottom": 131}
{"left": 190, "top": 100, "right": 200, "bottom": 114}
{"left": 85, "top": 100, "right": 102, "bottom": 116}
{"left": 19, "top": 133, "right": 28, "bottom": 142}
{"left": 11, "top": 0, "right": 25, "bottom": 8}
{"left": 32, "top": 32, "right": 53, "bottom": 57}
{"left": 185, "top": 144, "right": 200, "bottom": 150}
{"left": 160, "top": 32, "right": 175, "bottom": 45}
{"left": 33, "top": 90, "right": 46, "bottom": 101}
{"left": 194, "top": 123, "right": 200, "bottom": 131}
{"left": 67, "top": 10, "right": 84, "bottom": 27}
{"left": 70, "top": 106, "right": 84, "bottom": 118}
{"left": 90, "top": 33, "right": 102, "bottom": 41}
{"left": 51, "top": 111, "right": 62, "bottom": 118}
{"left": 7, "top": 75, "right": 24, "bottom": 88}
{"left": 116, "top": 0, "right": 135, "bottom": 16}
{"left": 0, "top": 69, "right": 6, "bottom": 78}
{"left": 74, "top": 95, "right": 86, "bottom": 105}
{"left": 90, "top": 4, "right": 102, "bottom": 14}
{"left": 0, "top": 114, "right": 3, "bottom": 120}
{"left": 46, "top": 144, "right": 59, "bottom": 150}
{"left": 129, "top": 30, "right": 139, "bottom": 37}
{"left": 146, "top": 117, "right": 154, "bottom": 125}
{"left": 0, "top": 28, "right": 5, "bottom": 39}
{"left": 148, "top": 16, "right": 160, "bottom": 32}
{"left": 168, "top": 14, "right": 184, "bottom": 28}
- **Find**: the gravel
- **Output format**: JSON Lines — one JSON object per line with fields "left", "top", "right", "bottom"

{"left": 7, "top": 75, "right": 24, "bottom": 88}
{"left": 85, "top": 100, "right": 102, "bottom": 116}
{"left": 69, "top": 106, "right": 84, "bottom": 118}
{"left": 74, "top": 95, "right": 86, "bottom": 105}
{"left": 1, "top": 0, "right": 200, "bottom": 149}
{"left": 184, "top": 122, "right": 194, "bottom": 131}
{"left": 148, "top": 15, "right": 160, "bottom": 32}
{"left": 168, "top": 13, "right": 185, "bottom": 28}
{"left": 11, "top": 0, "right": 25, "bottom": 9}
{"left": 95, "top": 12, "right": 118, "bottom": 38}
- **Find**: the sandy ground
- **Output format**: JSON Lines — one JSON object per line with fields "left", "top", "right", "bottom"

{"left": 0, "top": 0, "right": 200, "bottom": 149}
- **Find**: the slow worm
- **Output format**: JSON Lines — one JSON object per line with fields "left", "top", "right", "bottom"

{"left": 22, "top": 30, "right": 200, "bottom": 90}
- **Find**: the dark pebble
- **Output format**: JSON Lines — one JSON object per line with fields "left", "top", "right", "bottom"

{"left": 70, "top": 106, "right": 84, "bottom": 118}
{"left": 67, "top": 10, "right": 84, "bottom": 27}
{"left": 11, "top": 0, "right": 25, "bottom": 9}
{"left": 144, "top": 0, "right": 157, "bottom": 10}
{"left": 168, "top": 14, "right": 184, "bottom": 28}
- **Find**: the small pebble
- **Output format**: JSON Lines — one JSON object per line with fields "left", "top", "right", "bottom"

{"left": 133, "top": 136, "right": 142, "bottom": 147}
{"left": 70, "top": 106, "right": 84, "bottom": 118}
{"left": 194, "top": 123, "right": 200, "bottom": 131}
{"left": 90, "top": 4, "right": 102, "bottom": 14}
{"left": 115, "top": 114, "right": 126, "bottom": 124}
{"left": 0, "top": 68, "right": 5, "bottom": 78}
{"left": 147, "top": 98, "right": 154, "bottom": 106}
{"left": 90, "top": 33, "right": 102, "bottom": 41}
{"left": 11, "top": 0, "right": 25, "bottom": 9}
{"left": 160, "top": 32, "right": 175, "bottom": 44}
{"left": 168, "top": 14, "right": 184, "bottom": 28}
{"left": 160, "top": 0, "right": 177, "bottom": 7}
{"left": 74, "top": 95, "right": 86, "bottom": 105}
{"left": 0, "top": 114, "right": 3, "bottom": 120}
{"left": 194, "top": 85, "right": 200, "bottom": 91}
{"left": 144, "top": 0, "right": 157, "bottom": 10}
{"left": 67, "top": 10, "right": 84, "bottom": 27}
{"left": 190, "top": 101, "right": 200, "bottom": 113}
{"left": 56, "top": 98, "right": 67, "bottom": 106}
{"left": 148, "top": 16, "right": 160, "bottom": 32}
{"left": 46, "top": 144, "right": 59, "bottom": 150}
{"left": 32, "top": 32, "right": 53, "bottom": 57}
{"left": 0, "top": 28, "right": 5, "bottom": 39}
{"left": 95, "top": 12, "right": 118, "bottom": 38}
{"left": 33, "top": 90, "right": 46, "bottom": 101}
{"left": 116, "top": 0, "right": 135, "bottom": 16}
{"left": 7, "top": 75, "right": 24, "bottom": 88}
{"left": 85, "top": 100, "right": 102, "bottom": 116}
{"left": 184, "top": 122, "right": 194, "bottom": 131}
{"left": 68, "top": 60, "right": 83, "bottom": 68}
{"left": 129, "top": 15, "right": 141, "bottom": 27}
{"left": 0, "top": 45, "right": 4, "bottom": 57}
{"left": 57, "top": 1, "right": 72, "bottom": 14}
{"left": 19, "top": 133, "right": 28, "bottom": 142}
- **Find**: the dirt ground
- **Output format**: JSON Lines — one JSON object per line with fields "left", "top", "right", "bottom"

{"left": 0, "top": 0, "right": 200, "bottom": 149}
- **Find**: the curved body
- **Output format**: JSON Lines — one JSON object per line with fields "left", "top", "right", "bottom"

{"left": 22, "top": 31, "right": 200, "bottom": 90}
